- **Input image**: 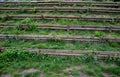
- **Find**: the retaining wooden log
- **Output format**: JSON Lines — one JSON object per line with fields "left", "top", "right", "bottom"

{"left": 2, "top": 15, "right": 120, "bottom": 22}
{"left": 0, "top": 34, "right": 120, "bottom": 42}
{"left": 0, "top": 8, "right": 120, "bottom": 13}
{"left": 0, "top": 23, "right": 120, "bottom": 31}
{"left": 0, "top": 1, "right": 119, "bottom": 7}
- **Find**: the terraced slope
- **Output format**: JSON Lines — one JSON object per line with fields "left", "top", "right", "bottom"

{"left": 0, "top": 1, "right": 120, "bottom": 77}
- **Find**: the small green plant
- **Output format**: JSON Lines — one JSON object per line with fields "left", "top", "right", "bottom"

{"left": 28, "top": 23, "right": 36, "bottom": 31}
{"left": 81, "top": 53, "right": 98, "bottom": 64}
{"left": 93, "top": 31, "right": 104, "bottom": 37}
{"left": 16, "top": 18, "right": 36, "bottom": 31}
{"left": 21, "top": 18, "right": 31, "bottom": 24}
{"left": 110, "top": 42, "right": 120, "bottom": 47}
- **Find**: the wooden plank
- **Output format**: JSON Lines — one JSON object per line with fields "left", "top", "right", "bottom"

{"left": 0, "top": 23, "right": 120, "bottom": 31}
{"left": 0, "top": 1, "right": 119, "bottom": 7}
{"left": 0, "top": 34, "right": 120, "bottom": 42}
{"left": 3, "top": 15, "right": 120, "bottom": 22}
{"left": 0, "top": 8, "right": 120, "bottom": 13}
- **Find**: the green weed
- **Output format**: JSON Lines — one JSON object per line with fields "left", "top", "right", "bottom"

{"left": 93, "top": 31, "right": 104, "bottom": 37}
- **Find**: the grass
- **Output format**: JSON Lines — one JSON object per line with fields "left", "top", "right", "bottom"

{"left": 0, "top": 49, "right": 120, "bottom": 77}
{"left": 1, "top": 18, "right": 119, "bottom": 26}
{"left": 0, "top": 27, "right": 120, "bottom": 37}
{"left": 0, "top": 39, "right": 120, "bottom": 51}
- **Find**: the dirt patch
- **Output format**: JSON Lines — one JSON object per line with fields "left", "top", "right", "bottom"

{"left": 38, "top": 72, "right": 45, "bottom": 77}
{"left": 69, "top": 74, "right": 74, "bottom": 77}
{"left": 20, "top": 68, "right": 39, "bottom": 74}
{"left": 79, "top": 72, "right": 90, "bottom": 77}
{"left": 0, "top": 74, "right": 12, "bottom": 77}
{"left": 68, "top": 72, "right": 90, "bottom": 77}
{"left": 19, "top": 68, "right": 40, "bottom": 77}
{"left": 0, "top": 68, "right": 44, "bottom": 77}
{"left": 103, "top": 72, "right": 112, "bottom": 77}
{"left": 63, "top": 66, "right": 85, "bottom": 72}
